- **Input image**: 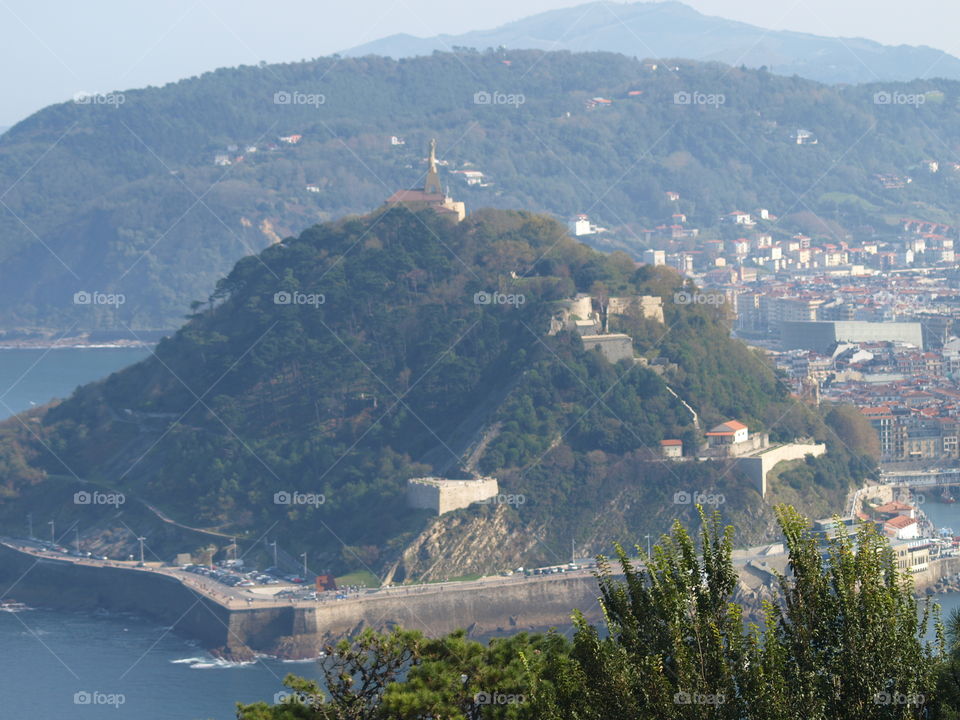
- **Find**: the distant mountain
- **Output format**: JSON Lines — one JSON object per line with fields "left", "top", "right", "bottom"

{"left": 343, "top": 1, "right": 960, "bottom": 85}
{"left": 0, "top": 126, "right": 8, "bottom": 136}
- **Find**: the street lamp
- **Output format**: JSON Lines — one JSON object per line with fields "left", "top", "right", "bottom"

{"left": 300, "top": 552, "right": 308, "bottom": 579}
{"left": 48, "top": 520, "right": 55, "bottom": 545}
{"left": 137, "top": 536, "right": 146, "bottom": 564}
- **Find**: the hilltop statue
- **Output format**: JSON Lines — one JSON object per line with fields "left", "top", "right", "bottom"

{"left": 383, "top": 138, "right": 465, "bottom": 222}
{"left": 424, "top": 138, "right": 442, "bottom": 195}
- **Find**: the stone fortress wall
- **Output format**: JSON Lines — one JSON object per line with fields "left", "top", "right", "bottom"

{"left": 406, "top": 476, "right": 500, "bottom": 515}
{"left": 734, "top": 442, "right": 827, "bottom": 495}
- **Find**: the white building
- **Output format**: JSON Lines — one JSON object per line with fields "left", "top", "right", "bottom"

{"left": 569, "top": 214, "right": 595, "bottom": 236}
{"left": 644, "top": 248, "right": 665, "bottom": 266}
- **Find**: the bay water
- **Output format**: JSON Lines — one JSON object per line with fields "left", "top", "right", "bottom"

{"left": 0, "top": 348, "right": 314, "bottom": 719}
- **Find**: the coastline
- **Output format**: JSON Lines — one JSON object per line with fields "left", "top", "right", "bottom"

{"left": 0, "top": 340, "right": 158, "bottom": 350}
{"left": 0, "top": 540, "right": 604, "bottom": 660}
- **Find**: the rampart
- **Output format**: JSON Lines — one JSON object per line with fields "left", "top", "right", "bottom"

{"left": 734, "top": 443, "right": 827, "bottom": 496}
{"left": 406, "top": 477, "right": 499, "bottom": 515}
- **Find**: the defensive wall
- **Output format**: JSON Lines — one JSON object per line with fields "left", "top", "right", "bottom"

{"left": 734, "top": 442, "right": 827, "bottom": 496}
{"left": 406, "top": 477, "right": 499, "bottom": 515}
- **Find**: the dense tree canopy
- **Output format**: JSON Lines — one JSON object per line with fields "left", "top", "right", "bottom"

{"left": 238, "top": 507, "right": 951, "bottom": 720}
{"left": 0, "top": 209, "right": 874, "bottom": 575}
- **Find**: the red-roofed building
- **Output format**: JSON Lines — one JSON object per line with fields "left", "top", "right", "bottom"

{"left": 660, "top": 438, "right": 683, "bottom": 458}
{"left": 884, "top": 514, "right": 919, "bottom": 540}
{"left": 705, "top": 420, "right": 749, "bottom": 446}
{"left": 874, "top": 501, "right": 916, "bottom": 519}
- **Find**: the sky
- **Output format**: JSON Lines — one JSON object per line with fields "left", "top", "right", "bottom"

{"left": 1, "top": 0, "right": 957, "bottom": 127}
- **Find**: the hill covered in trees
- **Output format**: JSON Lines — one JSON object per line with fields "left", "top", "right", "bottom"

{"left": 0, "top": 208, "right": 874, "bottom": 577}
{"left": 3, "top": 50, "right": 960, "bottom": 332}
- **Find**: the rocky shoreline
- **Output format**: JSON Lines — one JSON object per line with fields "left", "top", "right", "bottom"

{"left": 926, "top": 571, "right": 960, "bottom": 596}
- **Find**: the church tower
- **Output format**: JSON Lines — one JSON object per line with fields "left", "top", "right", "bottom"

{"left": 424, "top": 138, "right": 442, "bottom": 195}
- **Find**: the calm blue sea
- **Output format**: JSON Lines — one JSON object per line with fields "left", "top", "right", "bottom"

{"left": 0, "top": 348, "right": 315, "bottom": 719}
{"left": 0, "top": 347, "right": 149, "bottom": 420}
{"left": 0, "top": 607, "right": 322, "bottom": 720}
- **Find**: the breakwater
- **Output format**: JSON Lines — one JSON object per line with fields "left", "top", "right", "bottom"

{"left": 0, "top": 543, "right": 603, "bottom": 658}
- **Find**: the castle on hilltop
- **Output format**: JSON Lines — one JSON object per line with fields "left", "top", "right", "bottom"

{"left": 384, "top": 139, "right": 466, "bottom": 222}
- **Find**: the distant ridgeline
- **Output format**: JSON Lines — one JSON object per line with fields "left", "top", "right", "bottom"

{"left": 0, "top": 208, "right": 876, "bottom": 578}
{"left": 1, "top": 49, "right": 960, "bottom": 332}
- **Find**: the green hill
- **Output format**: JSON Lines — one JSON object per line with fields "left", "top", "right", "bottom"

{"left": 3, "top": 50, "right": 960, "bottom": 333}
{"left": 0, "top": 208, "right": 873, "bottom": 578}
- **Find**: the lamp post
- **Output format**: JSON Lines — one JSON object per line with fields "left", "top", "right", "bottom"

{"left": 48, "top": 520, "right": 55, "bottom": 545}
{"left": 137, "top": 536, "right": 146, "bottom": 564}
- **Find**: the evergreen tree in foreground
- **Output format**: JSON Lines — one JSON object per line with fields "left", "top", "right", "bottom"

{"left": 238, "top": 506, "right": 945, "bottom": 719}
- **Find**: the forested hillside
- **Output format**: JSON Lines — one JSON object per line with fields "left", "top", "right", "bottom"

{"left": 0, "top": 208, "right": 873, "bottom": 576}
{"left": 2, "top": 50, "right": 960, "bottom": 332}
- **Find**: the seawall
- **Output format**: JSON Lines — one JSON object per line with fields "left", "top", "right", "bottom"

{"left": 266, "top": 574, "right": 602, "bottom": 657}
{"left": 0, "top": 543, "right": 232, "bottom": 650}
{"left": 0, "top": 543, "right": 603, "bottom": 658}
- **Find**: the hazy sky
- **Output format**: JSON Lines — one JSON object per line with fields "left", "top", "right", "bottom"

{"left": 1, "top": 0, "right": 957, "bottom": 126}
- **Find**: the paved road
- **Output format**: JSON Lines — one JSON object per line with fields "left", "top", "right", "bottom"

{"left": 2, "top": 534, "right": 796, "bottom": 617}
{"left": 0, "top": 538, "right": 605, "bottom": 611}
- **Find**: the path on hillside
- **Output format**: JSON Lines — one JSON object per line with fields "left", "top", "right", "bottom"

{"left": 139, "top": 501, "right": 234, "bottom": 540}
{"left": 664, "top": 383, "right": 699, "bottom": 430}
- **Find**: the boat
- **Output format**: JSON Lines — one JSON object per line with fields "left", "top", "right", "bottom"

{"left": 940, "top": 488, "right": 957, "bottom": 504}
